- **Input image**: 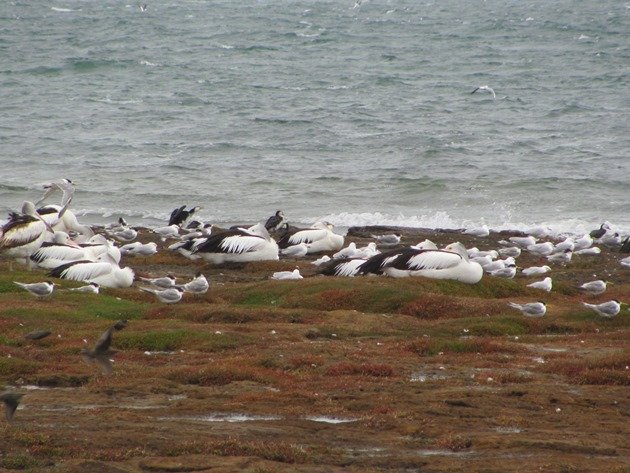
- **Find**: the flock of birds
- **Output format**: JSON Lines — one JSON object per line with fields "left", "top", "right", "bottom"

{"left": 0, "top": 180, "right": 628, "bottom": 420}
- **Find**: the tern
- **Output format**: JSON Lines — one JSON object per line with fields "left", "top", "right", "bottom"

{"left": 471, "top": 85, "right": 496, "bottom": 99}
{"left": 582, "top": 300, "right": 622, "bottom": 318}
{"left": 508, "top": 301, "right": 546, "bottom": 317}
{"left": 139, "top": 286, "right": 184, "bottom": 304}
{"left": 577, "top": 280, "right": 608, "bottom": 295}
{"left": 14, "top": 281, "right": 55, "bottom": 299}
{"left": 527, "top": 277, "right": 552, "bottom": 292}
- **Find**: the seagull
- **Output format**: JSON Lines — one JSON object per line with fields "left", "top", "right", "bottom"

{"left": 177, "top": 272, "right": 209, "bottom": 295}
{"left": 508, "top": 235, "right": 537, "bottom": 248}
{"left": 463, "top": 225, "right": 490, "bottom": 237}
{"left": 264, "top": 210, "right": 285, "bottom": 232}
{"left": 577, "top": 280, "right": 608, "bottom": 295}
{"left": 35, "top": 178, "right": 75, "bottom": 218}
{"left": 68, "top": 282, "right": 100, "bottom": 294}
{"left": 311, "top": 255, "right": 331, "bottom": 266}
{"left": 271, "top": 268, "right": 303, "bottom": 280}
{"left": 139, "top": 4, "right": 147, "bottom": 12}
{"left": 110, "top": 227, "right": 137, "bottom": 242}
{"left": 552, "top": 237, "right": 575, "bottom": 253}
{"left": 81, "top": 322, "right": 126, "bottom": 375}
{"left": 13, "top": 281, "right": 55, "bottom": 299}
{"left": 471, "top": 85, "right": 496, "bottom": 100}
{"left": 371, "top": 233, "right": 401, "bottom": 246}
{"left": 573, "top": 234, "right": 593, "bottom": 251}
{"left": 139, "top": 286, "right": 184, "bottom": 304}
{"left": 0, "top": 390, "right": 24, "bottom": 421}
{"left": 280, "top": 242, "right": 308, "bottom": 258}
{"left": 575, "top": 247, "right": 601, "bottom": 256}
{"left": 498, "top": 246, "right": 521, "bottom": 258}
{"left": 527, "top": 242, "right": 555, "bottom": 256}
{"left": 48, "top": 250, "right": 135, "bottom": 288}
{"left": 123, "top": 241, "right": 158, "bottom": 257}
{"left": 489, "top": 264, "right": 517, "bottom": 279}
{"left": 598, "top": 232, "right": 622, "bottom": 247}
{"left": 333, "top": 242, "right": 358, "bottom": 260}
{"left": 508, "top": 301, "right": 546, "bottom": 317}
{"left": 527, "top": 277, "right": 552, "bottom": 292}
{"left": 546, "top": 249, "right": 572, "bottom": 264}
{"left": 24, "top": 330, "right": 52, "bottom": 340}
{"left": 521, "top": 265, "right": 551, "bottom": 276}
{"left": 152, "top": 224, "right": 179, "bottom": 241}
{"left": 582, "top": 300, "right": 622, "bottom": 318}
{"left": 621, "top": 256, "right": 630, "bottom": 268}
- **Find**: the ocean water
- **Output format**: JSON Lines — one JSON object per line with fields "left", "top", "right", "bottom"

{"left": 1, "top": 0, "right": 628, "bottom": 235}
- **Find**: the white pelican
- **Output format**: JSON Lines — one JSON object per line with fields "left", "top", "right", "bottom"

{"left": 278, "top": 221, "right": 344, "bottom": 254}
{"left": 191, "top": 223, "right": 279, "bottom": 264}
{"left": 1, "top": 201, "right": 51, "bottom": 270}
{"left": 48, "top": 251, "right": 134, "bottom": 288}
{"left": 378, "top": 242, "right": 483, "bottom": 284}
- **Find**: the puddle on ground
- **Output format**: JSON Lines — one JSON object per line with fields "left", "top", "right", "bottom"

{"left": 159, "top": 413, "right": 282, "bottom": 423}
{"left": 410, "top": 372, "right": 447, "bottom": 382}
{"left": 415, "top": 449, "right": 474, "bottom": 457}
{"left": 303, "top": 415, "right": 359, "bottom": 424}
{"left": 494, "top": 427, "right": 523, "bottom": 434}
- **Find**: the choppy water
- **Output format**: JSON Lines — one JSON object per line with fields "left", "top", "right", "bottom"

{"left": 1, "top": 0, "right": 629, "bottom": 234}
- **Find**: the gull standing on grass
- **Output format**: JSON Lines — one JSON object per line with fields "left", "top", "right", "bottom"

{"left": 582, "top": 300, "right": 622, "bottom": 318}
{"left": 508, "top": 301, "right": 547, "bottom": 317}
{"left": 178, "top": 272, "right": 209, "bottom": 295}
{"left": 527, "top": 277, "right": 552, "bottom": 292}
{"left": 521, "top": 265, "right": 551, "bottom": 277}
{"left": 139, "top": 286, "right": 184, "bottom": 304}
{"left": 13, "top": 281, "right": 55, "bottom": 299}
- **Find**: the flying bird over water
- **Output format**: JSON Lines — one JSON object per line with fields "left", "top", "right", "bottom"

{"left": 471, "top": 85, "right": 496, "bottom": 99}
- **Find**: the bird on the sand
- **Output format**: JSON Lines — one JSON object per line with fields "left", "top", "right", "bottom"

{"left": 81, "top": 321, "right": 127, "bottom": 375}
{"left": 527, "top": 277, "right": 552, "bottom": 292}
{"left": 582, "top": 300, "right": 622, "bottom": 318}
{"left": 0, "top": 390, "right": 24, "bottom": 421}
{"left": 139, "top": 286, "right": 184, "bottom": 304}
{"left": 24, "top": 330, "right": 52, "bottom": 340}
{"left": 13, "top": 281, "right": 55, "bottom": 299}
{"left": 577, "top": 280, "right": 608, "bottom": 295}
{"left": 508, "top": 301, "right": 547, "bottom": 317}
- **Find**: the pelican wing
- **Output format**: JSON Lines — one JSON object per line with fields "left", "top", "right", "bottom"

{"left": 31, "top": 243, "right": 86, "bottom": 263}
{"left": 287, "top": 228, "right": 328, "bottom": 246}
{"left": 219, "top": 235, "right": 267, "bottom": 254}
{"left": 0, "top": 218, "right": 45, "bottom": 248}
{"left": 394, "top": 250, "right": 462, "bottom": 271}
{"left": 49, "top": 261, "right": 113, "bottom": 281}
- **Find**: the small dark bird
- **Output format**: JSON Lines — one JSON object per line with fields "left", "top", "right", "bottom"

{"left": 264, "top": 210, "right": 285, "bottom": 232}
{"left": 0, "top": 391, "right": 24, "bottom": 421}
{"left": 168, "top": 205, "right": 200, "bottom": 227}
{"left": 24, "top": 330, "right": 52, "bottom": 340}
{"left": 620, "top": 236, "right": 630, "bottom": 254}
{"left": 589, "top": 223, "right": 610, "bottom": 239}
{"left": 81, "top": 321, "right": 126, "bottom": 375}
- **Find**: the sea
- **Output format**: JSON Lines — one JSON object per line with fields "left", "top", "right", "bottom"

{"left": 1, "top": 0, "right": 629, "bottom": 236}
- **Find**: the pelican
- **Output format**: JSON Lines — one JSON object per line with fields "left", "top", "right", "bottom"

{"left": 377, "top": 242, "right": 483, "bottom": 283}
{"left": 191, "top": 223, "right": 279, "bottom": 264}
{"left": 277, "top": 221, "right": 344, "bottom": 254}
{"left": 1, "top": 201, "right": 51, "bottom": 270}
{"left": 48, "top": 251, "right": 134, "bottom": 288}
{"left": 37, "top": 205, "right": 94, "bottom": 242}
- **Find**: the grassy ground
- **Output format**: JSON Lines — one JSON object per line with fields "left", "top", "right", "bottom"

{"left": 0, "top": 227, "right": 628, "bottom": 472}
